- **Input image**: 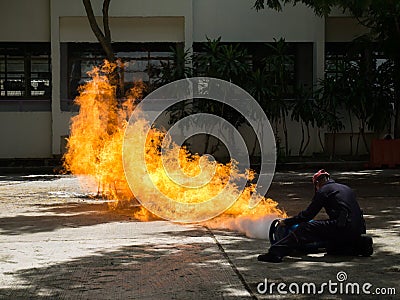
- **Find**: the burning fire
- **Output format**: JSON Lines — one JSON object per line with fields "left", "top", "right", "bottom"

{"left": 63, "top": 61, "right": 286, "bottom": 237}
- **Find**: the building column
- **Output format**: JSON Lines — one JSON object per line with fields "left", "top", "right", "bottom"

{"left": 50, "top": 0, "right": 61, "bottom": 156}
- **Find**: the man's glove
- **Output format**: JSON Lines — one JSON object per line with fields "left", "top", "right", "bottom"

{"left": 278, "top": 219, "right": 287, "bottom": 226}
{"left": 281, "top": 217, "right": 299, "bottom": 227}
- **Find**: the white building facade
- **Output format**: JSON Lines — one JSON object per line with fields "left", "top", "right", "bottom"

{"left": 0, "top": 0, "right": 369, "bottom": 159}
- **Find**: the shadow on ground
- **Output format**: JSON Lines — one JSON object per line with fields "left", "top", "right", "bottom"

{"left": 0, "top": 227, "right": 252, "bottom": 299}
{"left": 0, "top": 201, "right": 145, "bottom": 235}
{"left": 1, "top": 224, "right": 399, "bottom": 299}
{"left": 0, "top": 175, "right": 64, "bottom": 182}
{"left": 0, "top": 170, "right": 399, "bottom": 299}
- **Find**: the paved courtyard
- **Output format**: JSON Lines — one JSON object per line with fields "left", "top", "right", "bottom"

{"left": 0, "top": 170, "right": 399, "bottom": 299}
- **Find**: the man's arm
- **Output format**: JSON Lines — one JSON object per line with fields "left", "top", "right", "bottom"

{"left": 284, "top": 193, "right": 325, "bottom": 226}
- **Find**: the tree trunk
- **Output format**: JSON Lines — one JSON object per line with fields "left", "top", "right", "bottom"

{"left": 348, "top": 109, "right": 354, "bottom": 156}
{"left": 204, "top": 133, "right": 211, "bottom": 154}
{"left": 82, "top": 0, "right": 115, "bottom": 62}
{"left": 302, "top": 123, "right": 311, "bottom": 157}
{"left": 360, "top": 127, "right": 369, "bottom": 154}
{"left": 102, "top": 0, "right": 111, "bottom": 44}
{"left": 298, "top": 122, "right": 305, "bottom": 157}
{"left": 318, "top": 128, "right": 325, "bottom": 152}
{"left": 360, "top": 121, "right": 370, "bottom": 155}
{"left": 282, "top": 115, "right": 289, "bottom": 156}
{"left": 331, "top": 132, "right": 336, "bottom": 160}
{"left": 251, "top": 122, "right": 260, "bottom": 157}
{"left": 82, "top": 0, "right": 127, "bottom": 98}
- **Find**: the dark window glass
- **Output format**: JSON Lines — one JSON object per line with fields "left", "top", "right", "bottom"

{"left": 325, "top": 42, "right": 386, "bottom": 78}
{"left": 62, "top": 42, "right": 176, "bottom": 111}
{"left": 325, "top": 43, "right": 350, "bottom": 80}
{"left": 0, "top": 43, "right": 51, "bottom": 111}
{"left": 193, "top": 42, "right": 304, "bottom": 98}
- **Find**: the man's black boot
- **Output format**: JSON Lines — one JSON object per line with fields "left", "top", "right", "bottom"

{"left": 257, "top": 252, "right": 283, "bottom": 263}
{"left": 356, "top": 234, "right": 373, "bottom": 257}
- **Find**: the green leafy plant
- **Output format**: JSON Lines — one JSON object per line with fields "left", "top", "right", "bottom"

{"left": 253, "top": 0, "right": 400, "bottom": 138}
{"left": 263, "top": 38, "right": 293, "bottom": 157}
{"left": 291, "top": 86, "right": 315, "bottom": 157}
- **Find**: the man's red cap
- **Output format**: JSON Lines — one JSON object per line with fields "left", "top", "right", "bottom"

{"left": 312, "top": 169, "right": 330, "bottom": 185}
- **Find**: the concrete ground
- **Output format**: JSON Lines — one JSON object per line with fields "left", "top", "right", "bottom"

{"left": 0, "top": 170, "right": 399, "bottom": 299}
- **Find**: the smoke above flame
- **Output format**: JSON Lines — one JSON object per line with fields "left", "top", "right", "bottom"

{"left": 63, "top": 61, "right": 286, "bottom": 238}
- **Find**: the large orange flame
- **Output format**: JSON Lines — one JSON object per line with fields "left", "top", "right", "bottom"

{"left": 63, "top": 62, "right": 286, "bottom": 236}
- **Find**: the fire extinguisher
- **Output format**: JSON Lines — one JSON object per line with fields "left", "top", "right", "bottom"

{"left": 269, "top": 219, "right": 327, "bottom": 253}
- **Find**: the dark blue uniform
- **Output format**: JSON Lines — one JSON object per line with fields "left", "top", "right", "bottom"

{"left": 269, "top": 179, "right": 366, "bottom": 257}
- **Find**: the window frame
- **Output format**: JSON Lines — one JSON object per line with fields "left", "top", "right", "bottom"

{"left": 63, "top": 42, "right": 177, "bottom": 104}
{"left": 0, "top": 42, "right": 51, "bottom": 100}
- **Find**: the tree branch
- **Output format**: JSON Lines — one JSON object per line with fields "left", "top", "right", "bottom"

{"left": 83, "top": 0, "right": 105, "bottom": 42}
{"left": 82, "top": 0, "right": 115, "bottom": 61}
{"left": 355, "top": 16, "right": 375, "bottom": 30}
{"left": 102, "top": 0, "right": 111, "bottom": 44}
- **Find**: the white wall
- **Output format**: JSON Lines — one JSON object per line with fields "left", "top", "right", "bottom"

{"left": 60, "top": 16, "right": 185, "bottom": 42}
{"left": 326, "top": 17, "right": 369, "bottom": 42}
{"left": 51, "top": 0, "right": 192, "bottom": 155}
{"left": 53, "top": 0, "right": 191, "bottom": 45}
{"left": 0, "top": 0, "right": 374, "bottom": 159}
{"left": 0, "top": 112, "right": 52, "bottom": 158}
{"left": 0, "top": 0, "right": 50, "bottom": 41}
{"left": 0, "top": 0, "right": 51, "bottom": 159}
{"left": 193, "top": 0, "right": 323, "bottom": 42}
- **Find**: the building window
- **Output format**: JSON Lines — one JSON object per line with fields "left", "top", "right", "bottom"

{"left": 325, "top": 43, "right": 352, "bottom": 79}
{"left": 193, "top": 42, "right": 312, "bottom": 98}
{"left": 0, "top": 43, "right": 51, "bottom": 111}
{"left": 61, "top": 42, "right": 176, "bottom": 111}
{"left": 325, "top": 42, "right": 389, "bottom": 80}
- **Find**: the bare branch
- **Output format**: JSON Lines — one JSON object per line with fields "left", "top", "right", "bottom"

{"left": 355, "top": 16, "right": 374, "bottom": 30}
{"left": 82, "top": 0, "right": 115, "bottom": 61}
{"left": 103, "top": 0, "right": 112, "bottom": 44}
{"left": 82, "top": 0, "right": 104, "bottom": 41}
